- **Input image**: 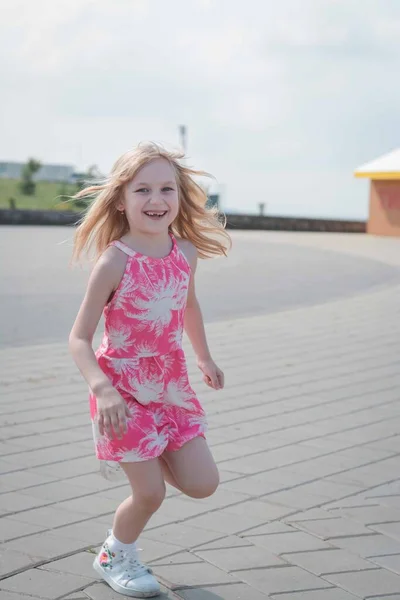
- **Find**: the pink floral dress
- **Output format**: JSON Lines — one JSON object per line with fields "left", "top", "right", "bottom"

{"left": 90, "top": 234, "right": 207, "bottom": 478}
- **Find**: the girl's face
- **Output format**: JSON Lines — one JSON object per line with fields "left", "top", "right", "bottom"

{"left": 121, "top": 158, "right": 179, "bottom": 235}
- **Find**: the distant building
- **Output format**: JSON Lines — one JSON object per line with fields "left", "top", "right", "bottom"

{"left": 0, "top": 161, "right": 75, "bottom": 183}
{"left": 354, "top": 148, "right": 400, "bottom": 236}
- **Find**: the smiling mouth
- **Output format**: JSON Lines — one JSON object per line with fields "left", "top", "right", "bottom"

{"left": 143, "top": 211, "right": 168, "bottom": 219}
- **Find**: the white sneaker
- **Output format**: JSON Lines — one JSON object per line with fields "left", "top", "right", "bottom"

{"left": 93, "top": 538, "right": 161, "bottom": 598}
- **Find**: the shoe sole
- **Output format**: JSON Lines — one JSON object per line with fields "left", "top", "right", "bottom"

{"left": 93, "top": 558, "right": 161, "bottom": 598}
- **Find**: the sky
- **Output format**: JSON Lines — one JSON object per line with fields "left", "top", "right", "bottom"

{"left": 1, "top": 0, "right": 399, "bottom": 218}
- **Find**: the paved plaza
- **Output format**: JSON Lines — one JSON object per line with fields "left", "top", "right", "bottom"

{"left": 1, "top": 229, "right": 400, "bottom": 599}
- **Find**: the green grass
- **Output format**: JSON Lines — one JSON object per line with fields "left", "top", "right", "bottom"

{"left": 0, "top": 178, "right": 80, "bottom": 211}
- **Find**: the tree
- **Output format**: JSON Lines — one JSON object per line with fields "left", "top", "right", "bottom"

{"left": 20, "top": 158, "right": 41, "bottom": 195}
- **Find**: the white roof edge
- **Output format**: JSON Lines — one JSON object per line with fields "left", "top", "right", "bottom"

{"left": 355, "top": 148, "right": 400, "bottom": 174}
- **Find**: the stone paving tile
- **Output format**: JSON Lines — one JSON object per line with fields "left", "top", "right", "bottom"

{"left": 3, "top": 530, "right": 90, "bottom": 560}
{"left": 323, "top": 568, "right": 400, "bottom": 597}
{"left": 7, "top": 506, "right": 92, "bottom": 528}
{"left": 366, "top": 480, "right": 400, "bottom": 498}
{"left": 3, "top": 443, "right": 91, "bottom": 470}
{"left": 195, "top": 544, "right": 285, "bottom": 571}
{"left": 333, "top": 533, "right": 400, "bottom": 558}
{"left": 150, "top": 551, "right": 204, "bottom": 566}
{"left": 29, "top": 456, "right": 97, "bottom": 479}
{"left": 331, "top": 505, "right": 400, "bottom": 525}
{"left": 177, "top": 583, "right": 269, "bottom": 599}
{"left": 83, "top": 582, "right": 178, "bottom": 599}
{"left": 218, "top": 445, "right": 321, "bottom": 474}
{"left": 0, "top": 593, "right": 42, "bottom": 600}
{"left": 368, "top": 437, "right": 400, "bottom": 453}
{"left": 223, "top": 499, "right": 296, "bottom": 522}
{"left": 62, "top": 473, "right": 121, "bottom": 492}
{"left": 50, "top": 519, "right": 109, "bottom": 545}
{"left": 269, "top": 589, "right": 360, "bottom": 600}
{"left": 323, "top": 495, "right": 380, "bottom": 511}
{"left": 54, "top": 495, "right": 118, "bottom": 515}
{"left": 257, "top": 488, "right": 333, "bottom": 510}
{"left": 143, "top": 509, "right": 178, "bottom": 530}
{"left": 234, "top": 564, "right": 332, "bottom": 595}
{"left": 239, "top": 521, "right": 295, "bottom": 536}
{"left": 369, "top": 522, "right": 400, "bottom": 541}
{"left": 219, "top": 475, "right": 288, "bottom": 496}
{"left": 378, "top": 496, "right": 400, "bottom": 509}
{"left": 291, "top": 516, "right": 373, "bottom": 539}
{"left": 160, "top": 496, "right": 222, "bottom": 520}
{"left": 285, "top": 508, "right": 339, "bottom": 522}
{"left": 38, "top": 551, "right": 100, "bottom": 580}
{"left": 0, "top": 568, "right": 90, "bottom": 599}
{"left": 153, "top": 561, "right": 239, "bottom": 588}
{"left": 142, "top": 523, "right": 225, "bottom": 550}
{"left": 0, "top": 492, "right": 48, "bottom": 515}
{"left": 368, "top": 596, "right": 400, "bottom": 600}
{"left": 0, "top": 516, "right": 46, "bottom": 541}
{"left": 175, "top": 489, "right": 252, "bottom": 512}
{"left": 244, "top": 531, "right": 333, "bottom": 555}
{"left": 18, "top": 481, "right": 95, "bottom": 503}
{"left": 182, "top": 508, "right": 271, "bottom": 535}
{"left": 193, "top": 536, "right": 253, "bottom": 552}
{"left": 369, "top": 553, "right": 400, "bottom": 575}
{"left": 0, "top": 548, "right": 38, "bottom": 578}
{"left": 281, "top": 548, "right": 379, "bottom": 576}
{"left": 139, "top": 538, "right": 199, "bottom": 563}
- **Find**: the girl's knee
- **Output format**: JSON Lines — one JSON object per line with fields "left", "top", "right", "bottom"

{"left": 135, "top": 483, "right": 166, "bottom": 513}
{"left": 185, "top": 471, "right": 220, "bottom": 499}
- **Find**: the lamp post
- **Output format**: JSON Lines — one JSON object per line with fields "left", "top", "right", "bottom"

{"left": 178, "top": 125, "right": 187, "bottom": 153}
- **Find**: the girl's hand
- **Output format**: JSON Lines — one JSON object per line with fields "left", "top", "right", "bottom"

{"left": 96, "top": 388, "right": 131, "bottom": 440}
{"left": 198, "top": 358, "right": 225, "bottom": 390}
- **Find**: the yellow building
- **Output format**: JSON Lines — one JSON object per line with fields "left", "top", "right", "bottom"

{"left": 354, "top": 148, "right": 400, "bottom": 236}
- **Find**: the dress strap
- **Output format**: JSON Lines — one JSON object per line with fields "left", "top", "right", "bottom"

{"left": 110, "top": 240, "right": 137, "bottom": 257}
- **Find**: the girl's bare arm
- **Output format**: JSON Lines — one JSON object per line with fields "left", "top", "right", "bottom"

{"left": 179, "top": 240, "right": 224, "bottom": 390}
{"left": 69, "top": 247, "right": 129, "bottom": 438}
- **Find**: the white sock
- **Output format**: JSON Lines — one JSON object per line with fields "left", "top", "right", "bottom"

{"left": 108, "top": 531, "right": 137, "bottom": 551}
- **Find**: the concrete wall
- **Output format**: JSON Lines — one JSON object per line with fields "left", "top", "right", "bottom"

{"left": 225, "top": 213, "right": 365, "bottom": 233}
{"left": 0, "top": 209, "right": 80, "bottom": 226}
{"left": 368, "top": 180, "right": 400, "bottom": 236}
{"left": 0, "top": 208, "right": 366, "bottom": 233}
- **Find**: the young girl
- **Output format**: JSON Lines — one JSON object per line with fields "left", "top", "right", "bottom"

{"left": 69, "top": 142, "right": 231, "bottom": 598}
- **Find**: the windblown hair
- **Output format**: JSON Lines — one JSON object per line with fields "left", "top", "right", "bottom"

{"left": 71, "top": 142, "right": 231, "bottom": 261}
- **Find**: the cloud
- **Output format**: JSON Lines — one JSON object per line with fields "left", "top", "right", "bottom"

{"left": 0, "top": 0, "right": 399, "bottom": 217}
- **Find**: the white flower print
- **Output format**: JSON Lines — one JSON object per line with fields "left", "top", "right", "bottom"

{"left": 108, "top": 325, "right": 135, "bottom": 352}
{"left": 128, "top": 373, "right": 163, "bottom": 405}
{"left": 113, "top": 274, "right": 138, "bottom": 312}
{"left": 125, "top": 400, "right": 141, "bottom": 422}
{"left": 187, "top": 413, "right": 208, "bottom": 434}
{"left": 168, "top": 327, "right": 182, "bottom": 351}
{"left": 152, "top": 408, "right": 166, "bottom": 427}
{"left": 127, "top": 278, "right": 187, "bottom": 337}
{"left": 93, "top": 421, "right": 114, "bottom": 457}
{"left": 134, "top": 341, "right": 158, "bottom": 358}
{"left": 162, "top": 352, "right": 176, "bottom": 375}
{"left": 139, "top": 427, "right": 169, "bottom": 454}
{"left": 164, "top": 377, "right": 196, "bottom": 410}
{"left": 115, "top": 447, "right": 150, "bottom": 462}
{"left": 110, "top": 357, "right": 139, "bottom": 376}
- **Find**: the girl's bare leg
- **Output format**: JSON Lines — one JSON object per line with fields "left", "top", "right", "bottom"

{"left": 112, "top": 458, "right": 165, "bottom": 543}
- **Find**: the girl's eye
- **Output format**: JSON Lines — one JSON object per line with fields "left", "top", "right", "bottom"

{"left": 135, "top": 188, "right": 149, "bottom": 193}
{"left": 162, "top": 187, "right": 174, "bottom": 192}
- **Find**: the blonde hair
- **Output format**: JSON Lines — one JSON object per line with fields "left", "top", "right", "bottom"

{"left": 72, "top": 142, "right": 231, "bottom": 261}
